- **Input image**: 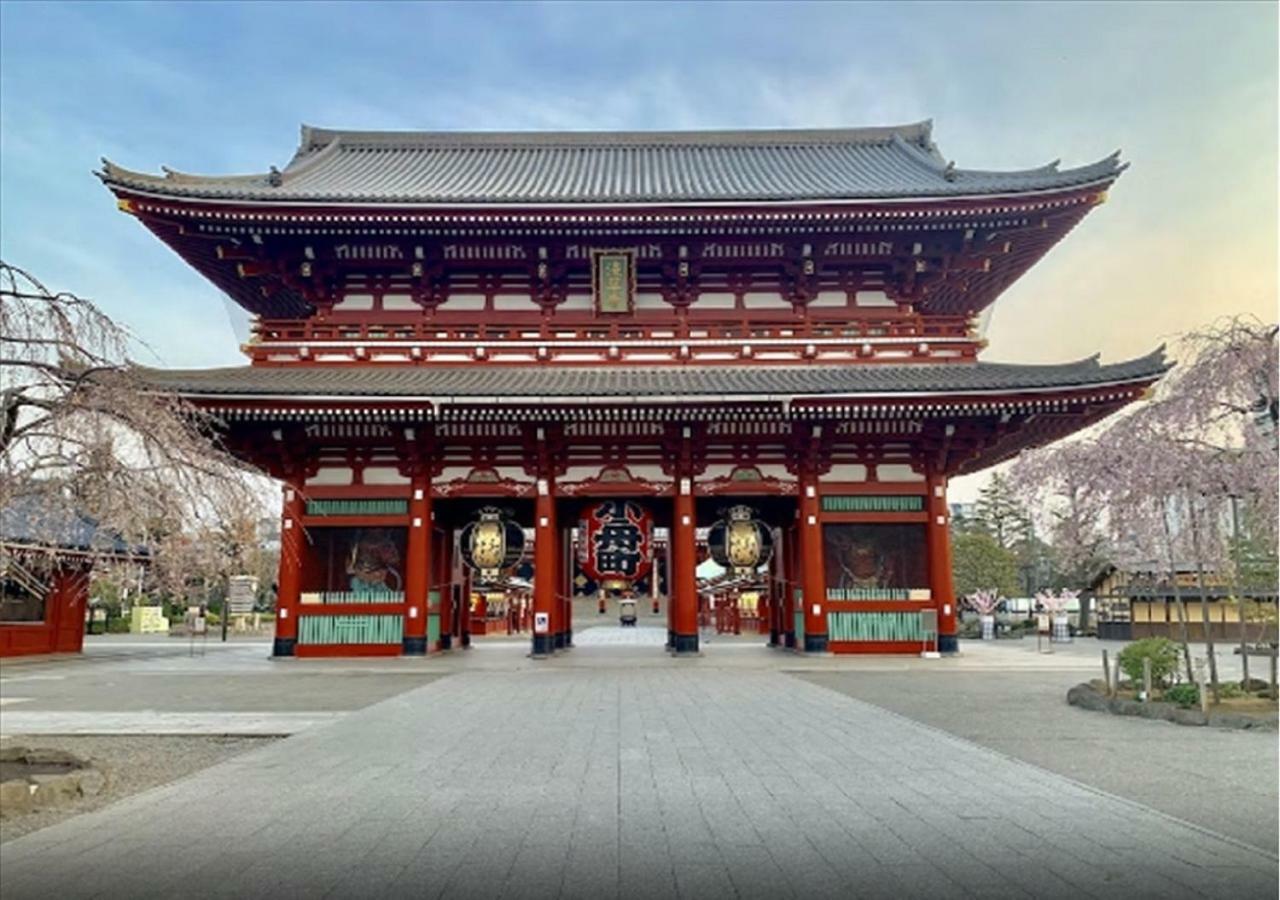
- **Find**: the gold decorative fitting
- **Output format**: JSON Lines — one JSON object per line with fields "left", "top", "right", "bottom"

{"left": 116, "top": 198, "right": 135, "bottom": 214}
{"left": 1093, "top": 190, "right": 1109, "bottom": 205}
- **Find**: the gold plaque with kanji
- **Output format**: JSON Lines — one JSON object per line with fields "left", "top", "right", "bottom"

{"left": 591, "top": 249, "right": 635, "bottom": 314}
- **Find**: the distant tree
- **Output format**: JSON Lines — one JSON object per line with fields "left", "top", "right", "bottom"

{"left": 974, "top": 473, "right": 1032, "bottom": 551}
{"left": 951, "top": 530, "right": 1021, "bottom": 600}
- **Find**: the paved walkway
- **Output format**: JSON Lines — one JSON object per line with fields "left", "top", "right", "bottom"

{"left": 2, "top": 657, "right": 1275, "bottom": 899}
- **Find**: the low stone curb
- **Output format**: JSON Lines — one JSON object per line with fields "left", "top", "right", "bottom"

{"left": 1067, "top": 682, "right": 1278, "bottom": 730}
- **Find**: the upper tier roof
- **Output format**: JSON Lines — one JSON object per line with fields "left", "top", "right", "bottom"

{"left": 99, "top": 121, "right": 1124, "bottom": 206}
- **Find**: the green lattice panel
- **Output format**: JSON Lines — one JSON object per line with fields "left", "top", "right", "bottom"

{"left": 427, "top": 589, "right": 441, "bottom": 645}
{"left": 298, "top": 615, "right": 404, "bottom": 645}
{"left": 305, "top": 498, "right": 408, "bottom": 517}
{"left": 826, "top": 588, "right": 912, "bottom": 601}
{"left": 793, "top": 588, "right": 805, "bottom": 641}
{"left": 827, "top": 611, "right": 925, "bottom": 642}
{"left": 821, "top": 495, "right": 924, "bottom": 513}
{"left": 318, "top": 591, "right": 404, "bottom": 604}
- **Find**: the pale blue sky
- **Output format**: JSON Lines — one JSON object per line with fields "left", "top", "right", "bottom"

{"left": 2, "top": 1, "right": 1275, "bottom": 496}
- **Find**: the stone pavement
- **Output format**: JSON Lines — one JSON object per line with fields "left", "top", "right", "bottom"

{"left": 1, "top": 651, "right": 1276, "bottom": 899}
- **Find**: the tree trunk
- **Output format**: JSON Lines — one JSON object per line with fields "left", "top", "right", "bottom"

{"left": 1230, "top": 497, "right": 1250, "bottom": 686}
{"left": 1189, "top": 506, "right": 1220, "bottom": 702}
{"left": 1161, "top": 505, "right": 1195, "bottom": 683}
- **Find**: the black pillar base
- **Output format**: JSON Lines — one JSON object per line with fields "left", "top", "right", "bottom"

{"left": 672, "top": 633, "right": 699, "bottom": 654}
{"left": 402, "top": 636, "right": 427, "bottom": 656}
{"left": 783, "top": 631, "right": 796, "bottom": 649}
{"left": 666, "top": 629, "right": 674, "bottom": 649}
{"left": 440, "top": 634, "right": 453, "bottom": 650}
{"left": 768, "top": 629, "right": 780, "bottom": 647}
{"left": 272, "top": 637, "right": 296, "bottom": 658}
{"left": 938, "top": 633, "right": 959, "bottom": 654}
{"left": 461, "top": 633, "right": 471, "bottom": 648}
{"left": 565, "top": 629, "right": 573, "bottom": 647}
{"left": 531, "top": 634, "right": 554, "bottom": 657}
{"left": 553, "top": 632, "right": 567, "bottom": 650}
{"left": 803, "top": 634, "right": 828, "bottom": 653}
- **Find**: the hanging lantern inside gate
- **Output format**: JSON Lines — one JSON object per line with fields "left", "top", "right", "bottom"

{"left": 707, "top": 505, "right": 774, "bottom": 577}
{"left": 577, "top": 500, "right": 653, "bottom": 592}
{"left": 459, "top": 506, "right": 525, "bottom": 584}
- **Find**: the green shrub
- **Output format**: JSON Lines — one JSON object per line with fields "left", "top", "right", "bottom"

{"left": 1117, "top": 638, "right": 1181, "bottom": 689}
{"left": 1217, "top": 682, "right": 1244, "bottom": 700}
{"left": 106, "top": 616, "right": 131, "bottom": 634}
{"left": 1163, "top": 683, "right": 1199, "bottom": 708}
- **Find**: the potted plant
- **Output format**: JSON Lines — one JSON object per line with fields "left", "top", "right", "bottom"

{"left": 1036, "top": 589, "right": 1078, "bottom": 643}
{"left": 965, "top": 589, "right": 1001, "bottom": 641}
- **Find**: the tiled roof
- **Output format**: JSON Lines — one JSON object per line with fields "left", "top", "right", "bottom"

{"left": 131, "top": 350, "right": 1168, "bottom": 401}
{"left": 99, "top": 121, "right": 1123, "bottom": 206}
{"left": 1, "top": 494, "right": 141, "bottom": 556}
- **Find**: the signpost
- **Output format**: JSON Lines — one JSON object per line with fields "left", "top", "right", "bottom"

{"left": 226, "top": 575, "right": 257, "bottom": 642}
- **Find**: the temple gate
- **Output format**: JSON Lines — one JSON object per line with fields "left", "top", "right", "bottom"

{"left": 98, "top": 121, "right": 1167, "bottom": 657}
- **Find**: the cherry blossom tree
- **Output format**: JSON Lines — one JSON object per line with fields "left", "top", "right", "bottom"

{"left": 964, "top": 588, "right": 1002, "bottom": 616}
{"left": 1, "top": 261, "right": 270, "bottom": 594}
{"left": 1008, "top": 317, "right": 1278, "bottom": 700}
{"left": 1009, "top": 439, "right": 1112, "bottom": 629}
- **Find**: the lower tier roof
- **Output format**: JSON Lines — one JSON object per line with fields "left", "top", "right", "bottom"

{"left": 131, "top": 351, "right": 1168, "bottom": 402}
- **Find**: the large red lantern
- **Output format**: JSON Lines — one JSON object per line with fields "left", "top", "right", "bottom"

{"left": 577, "top": 500, "right": 654, "bottom": 591}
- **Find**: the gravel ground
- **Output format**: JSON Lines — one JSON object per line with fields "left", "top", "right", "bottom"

{"left": 0, "top": 734, "right": 275, "bottom": 843}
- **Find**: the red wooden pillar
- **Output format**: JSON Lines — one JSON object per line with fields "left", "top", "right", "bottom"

{"left": 671, "top": 475, "right": 699, "bottom": 654}
{"left": 561, "top": 525, "right": 574, "bottom": 648}
{"left": 799, "top": 470, "right": 828, "bottom": 653}
{"left": 665, "top": 536, "right": 675, "bottom": 648}
{"left": 435, "top": 527, "right": 452, "bottom": 649}
{"left": 550, "top": 521, "right": 565, "bottom": 650}
{"left": 532, "top": 475, "right": 558, "bottom": 657}
{"left": 927, "top": 471, "right": 959, "bottom": 653}
{"left": 782, "top": 524, "right": 797, "bottom": 648}
{"left": 273, "top": 482, "right": 305, "bottom": 657}
{"left": 402, "top": 474, "right": 432, "bottom": 655}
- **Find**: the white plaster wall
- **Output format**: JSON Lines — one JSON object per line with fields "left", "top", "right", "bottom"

{"left": 363, "top": 466, "right": 410, "bottom": 485}
{"left": 333, "top": 294, "right": 374, "bottom": 311}
{"left": 743, "top": 292, "right": 790, "bottom": 309}
{"left": 855, "top": 290, "right": 896, "bottom": 308}
{"left": 382, "top": 293, "right": 417, "bottom": 311}
{"left": 439, "top": 294, "right": 485, "bottom": 311}
{"left": 809, "top": 290, "right": 847, "bottom": 308}
{"left": 876, "top": 463, "right": 924, "bottom": 483}
{"left": 307, "top": 467, "right": 354, "bottom": 486}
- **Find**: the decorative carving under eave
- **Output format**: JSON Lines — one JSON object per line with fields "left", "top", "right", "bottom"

{"left": 520, "top": 422, "right": 569, "bottom": 479}
{"left": 434, "top": 467, "right": 535, "bottom": 498}
{"left": 557, "top": 465, "right": 670, "bottom": 497}
{"left": 227, "top": 424, "right": 321, "bottom": 483}
{"left": 659, "top": 422, "right": 709, "bottom": 478}
{"left": 391, "top": 424, "right": 443, "bottom": 479}
{"left": 785, "top": 420, "right": 835, "bottom": 477}
{"left": 659, "top": 246, "right": 701, "bottom": 307}
{"left": 696, "top": 465, "right": 797, "bottom": 496}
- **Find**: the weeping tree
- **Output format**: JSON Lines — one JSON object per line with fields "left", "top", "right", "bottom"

{"left": 1009, "top": 316, "right": 1278, "bottom": 700}
{"left": 1, "top": 261, "right": 270, "bottom": 604}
